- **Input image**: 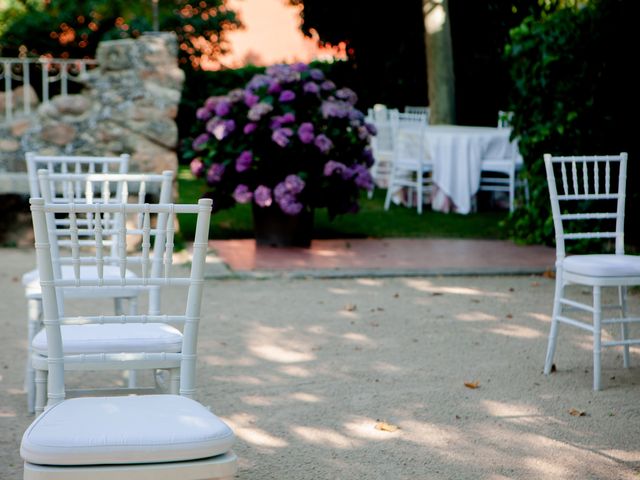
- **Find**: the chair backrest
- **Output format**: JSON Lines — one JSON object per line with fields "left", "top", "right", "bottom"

{"left": 544, "top": 153, "right": 628, "bottom": 258}
{"left": 29, "top": 197, "right": 213, "bottom": 406}
{"left": 405, "top": 106, "right": 430, "bottom": 124}
{"left": 394, "top": 112, "right": 428, "bottom": 165}
{"left": 25, "top": 152, "right": 130, "bottom": 198}
{"left": 367, "top": 108, "right": 399, "bottom": 154}
{"left": 497, "top": 110, "right": 514, "bottom": 128}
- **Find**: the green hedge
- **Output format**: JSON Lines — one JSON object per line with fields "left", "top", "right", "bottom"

{"left": 505, "top": 0, "right": 639, "bottom": 249}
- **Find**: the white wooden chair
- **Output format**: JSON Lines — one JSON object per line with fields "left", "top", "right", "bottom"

{"left": 383, "top": 112, "right": 432, "bottom": 214}
{"left": 404, "top": 105, "right": 430, "bottom": 124}
{"left": 26, "top": 170, "right": 174, "bottom": 414}
{"left": 21, "top": 197, "right": 237, "bottom": 479}
{"left": 366, "top": 107, "right": 399, "bottom": 195}
{"left": 543, "top": 152, "right": 640, "bottom": 390}
{"left": 478, "top": 138, "right": 529, "bottom": 212}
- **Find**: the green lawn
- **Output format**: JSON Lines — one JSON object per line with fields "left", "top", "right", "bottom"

{"left": 177, "top": 167, "right": 508, "bottom": 240}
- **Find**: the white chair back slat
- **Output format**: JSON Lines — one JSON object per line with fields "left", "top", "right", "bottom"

{"left": 544, "top": 153, "right": 627, "bottom": 257}
{"left": 29, "top": 198, "right": 213, "bottom": 408}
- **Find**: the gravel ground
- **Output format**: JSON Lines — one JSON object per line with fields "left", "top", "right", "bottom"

{"left": 1, "top": 248, "right": 640, "bottom": 479}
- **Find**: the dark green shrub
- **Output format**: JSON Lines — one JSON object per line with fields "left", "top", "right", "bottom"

{"left": 505, "top": 0, "right": 639, "bottom": 249}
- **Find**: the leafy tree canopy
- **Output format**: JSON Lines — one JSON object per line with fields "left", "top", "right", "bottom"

{"left": 0, "top": 0, "right": 241, "bottom": 68}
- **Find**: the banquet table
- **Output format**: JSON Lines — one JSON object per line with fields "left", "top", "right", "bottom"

{"left": 425, "top": 125, "right": 517, "bottom": 214}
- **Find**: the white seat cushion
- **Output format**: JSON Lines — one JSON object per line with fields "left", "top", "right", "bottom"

{"left": 32, "top": 323, "right": 183, "bottom": 355}
{"left": 21, "top": 395, "right": 235, "bottom": 465}
{"left": 22, "top": 265, "right": 142, "bottom": 299}
{"left": 563, "top": 254, "right": 640, "bottom": 277}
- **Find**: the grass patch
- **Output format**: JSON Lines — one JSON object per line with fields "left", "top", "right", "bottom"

{"left": 177, "top": 167, "right": 508, "bottom": 240}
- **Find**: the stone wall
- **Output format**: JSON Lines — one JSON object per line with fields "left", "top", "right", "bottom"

{"left": 0, "top": 32, "right": 184, "bottom": 194}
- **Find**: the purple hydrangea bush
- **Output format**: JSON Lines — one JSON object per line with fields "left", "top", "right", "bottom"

{"left": 188, "top": 63, "right": 376, "bottom": 218}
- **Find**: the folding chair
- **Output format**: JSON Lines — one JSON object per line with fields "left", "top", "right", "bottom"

{"left": 21, "top": 197, "right": 237, "bottom": 479}
{"left": 543, "top": 152, "right": 640, "bottom": 390}
{"left": 25, "top": 169, "right": 173, "bottom": 413}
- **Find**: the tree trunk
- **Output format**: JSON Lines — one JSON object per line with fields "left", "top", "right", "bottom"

{"left": 423, "top": 0, "right": 456, "bottom": 124}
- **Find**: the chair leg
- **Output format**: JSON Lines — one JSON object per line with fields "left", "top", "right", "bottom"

{"left": 544, "top": 273, "right": 563, "bottom": 375}
{"left": 416, "top": 178, "right": 423, "bottom": 215}
{"left": 509, "top": 172, "right": 515, "bottom": 213}
{"left": 383, "top": 171, "right": 396, "bottom": 211}
{"left": 169, "top": 368, "right": 180, "bottom": 394}
{"left": 619, "top": 286, "right": 630, "bottom": 368}
{"left": 25, "top": 298, "right": 42, "bottom": 414}
{"left": 593, "top": 286, "right": 602, "bottom": 391}
{"left": 35, "top": 368, "right": 47, "bottom": 415}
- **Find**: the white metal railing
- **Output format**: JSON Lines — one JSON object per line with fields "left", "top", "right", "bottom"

{"left": 0, "top": 57, "right": 98, "bottom": 123}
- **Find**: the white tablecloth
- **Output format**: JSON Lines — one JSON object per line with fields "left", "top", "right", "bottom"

{"left": 426, "top": 125, "right": 515, "bottom": 214}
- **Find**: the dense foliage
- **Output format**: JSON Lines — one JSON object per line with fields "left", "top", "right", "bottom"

{"left": 0, "top": 0, "right": 240, "bottom": 67}
{"left": 185, "top": 63, "right": 375, "bottom": 218}
{"left": 505, "top": 0, "right": 639, "bottom": 247}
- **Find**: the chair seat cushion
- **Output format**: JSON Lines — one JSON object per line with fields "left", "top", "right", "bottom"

{"left": 563, "top": 254, "right": 640, "bottom": 277}
{"left": 21, "top": 395, "right": 235, "bottom": 465}
{"left": 32, "top": 323, "right": 183, "bottom": 355}
{"left": 22, "top": 265, "right": 142, "bottom": 299}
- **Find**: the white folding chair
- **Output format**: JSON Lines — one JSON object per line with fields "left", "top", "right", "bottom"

{"left": 478, "top": 137, "right": 529, "bottom": 212}
{"left": 384, "top": 112, "right": 432, "bottom": 214}
{"left": 21, "top": 197, "right": 237, "bottom": 479}
{"left": 367, "top": 107, "right": 399, "bottom": 195}
{"left": 404, "top": 105, "right": 431, "bottom": 124}
{"left": 26, "top": 170, "right": 174, "bottom": 414}
{"left": 543, "top": 152, "right": 640, "bottom": 390}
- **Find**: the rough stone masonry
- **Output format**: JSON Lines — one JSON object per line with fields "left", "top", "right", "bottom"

{"left": 0, "top": 32, "right": 184, "bottom": 193}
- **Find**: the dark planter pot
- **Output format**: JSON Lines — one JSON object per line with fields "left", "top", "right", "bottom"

{"left": 252, "top": 204, "right": 314, "bottom": 248}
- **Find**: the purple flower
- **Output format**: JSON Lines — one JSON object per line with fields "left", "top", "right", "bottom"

{"left": 321, "top": 100, "right": 352, "bottom": 119}
{"left": 235, "top": 151, "right": 253, "bottom": 172}
{"left": 272, "top": 128, "right": 294, "bottom": 147}
{"left": 362, "top": 147, "right": 375, "bottom": 168}
{"left": 284, "top": 174, "right": 305, "bottom": 194}
{"left": 281, "top": 112, "right": 296, "bottom": 123}
{"left": 323, "top": 160, "right": 347, "bottom": 177}
{"left": 321, "top": 80, "right": 336, "bottom": 91}
{"left": 243, "top": 122, "right": 257, "bottom": 134}
{"left": 279, "top": 197, "right": 303, "bottom": 215}
{"left": 214, "top": 100, "right": 231, "bottom": 117}
{"left": 267, "top": 81, "right": 282, "bottom": 94}
{"left": 357, "top": 125, "right": 370, "bottom": 140}
{"left": 309, "top": 68, "right": 325, "bottom": 81}
{"left": 292, "top": 62, "right": 309, "bottom": 72}
{"left": 248, "top": 102, "right": 273, "bottom": 122}
{"left": 247, "top": 74, "right": 271, "bottom": 91}
{"left": 365, "top": 122, "right": 377, "bottom": 135}
{"left": 297, "top": 122, "right": 314, "bottom": 144}
{"left": 314, "top": 134, "right": 333, "bottom": 153}
{"left": 190, "top": 158, "right": 205, "bottom": 177}
{"left": 279, "top": 90, "right": 296, "bottom": 102}
{"left": 206, "top": 163, "right": 225, "bottom": 184}
{"left": 196, "top": 107, "right": 212, "bottom": 121}
{"left": 254, "top": 185, "right": 273, "bottom": 207}
{"left": 228, "top": 88, "right": 244, "bottom": 102}
{"left": 303, "top": 82, "right": 320, "bottom": 95}
{"left": 353, "top": 164, "right": 374, "bottom": 190}
{"left": 191, "top": 133, "right": 209, "bottom": 151}
{"left": 244, "top": 91, "right": 259, "bottom": 107}
{"left": 206, "top": 118, "right": 234, "bottom": 140}
{"left": 233, "top": 184, "right": 253, "bottom": 204}
{"left": 336, "top": 87, "right": 358, "bottom": 105}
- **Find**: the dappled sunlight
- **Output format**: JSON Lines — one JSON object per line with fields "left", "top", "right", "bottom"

{"left": 481, "top": 399, "right": 544, "bottom": 426}
{"left": 312, "top": 249, "right": 341, "bottom": 258}
{"left": 211, "top": 374, "right": 264, "bottom": 385}
{"left": 343, "top": 416, "right": 401, "bottom": 440}
{"left": 341, "top": 332, "right": 376, "bottom": 347}
{"left": 489, "top": 324, "right": 543, "bottom": 339}
{"left": 371, "top": 361, "right": 403, "bottom": 373}
{"left": 0, "top": 408, "right": 17, "bottom": 418}
{"left": 200, "top": 354, "right": 258, "bottom": 367}
{"left": 455, "top": 311, "right": 498, "bottom": 322}
{"left": 226, "top": 412, "right": 289, "bottom": 449}
{"left": 328, "top": 288, "right": 354, "bottom": 295}
{"left": 278, "top": 365, "right": 312, "bottom": 378}
{"left": 527, "top": 312, "right": 552, "bottom": 324}
{"left": 246, "top": 325, "right": 316, "bottom": 364}
{"left": 291, "top": 425, "right": 359, "bottom": 449}
{"left": 288, "top": 392, "right": 322, "bottom": 403}
{"left": 599, "top": 449, "right": 640, "bottom": 462}
{"left": 356, "top": 278, "right": 384, "bottom": 287}
{"left": 404, "top": 279, "right": 508, "bottom": 298}
{"left": 338, "top": 310, "right": 359, "bottom": 320}
{"left": 240, "top": 395, "right": 274, "bottom": 407}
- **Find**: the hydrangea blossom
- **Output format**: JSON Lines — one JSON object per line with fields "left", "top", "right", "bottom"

{"left": 187, "top": 63, "right": 375, "bottom": 218}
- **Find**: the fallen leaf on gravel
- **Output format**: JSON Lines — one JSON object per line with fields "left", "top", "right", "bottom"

{"left": 569, "top": 408, "right": 586, "bottom": 417}
{"left": 344, "top": 304, "right": 357, "bottom": 311}
{"left": 393, "top": 293, "right": 400, "bottom": 298}
{"left": 508, "top": 287, "right": 515, "bottom": 292}
{"left": 432, "top": 292, "right": 443, "bottom": 296}
{"left": 543, "top": 269, "right": 556, "bottom": 279}
{"left": 375, "top": 421, "right": 399, "bottom": 432}
{"left": 531, "top": 281, "right": 541, "bottom": 287}
{"left": 464, "top": 381, "right": 480, "bottom": 389}
{"left": 506, "top": 314, "right": 513, "bottom": 319}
